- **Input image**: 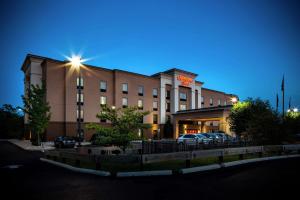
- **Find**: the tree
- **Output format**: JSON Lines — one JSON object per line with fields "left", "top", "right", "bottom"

{"left": 284, "top": 111, "right": 300, "bottom": 141}
{"left": 229, "top": 98, "right": 283, "bottom": 144}
{"left": 0, "top": 104, "right": 23, "bottom": 139}
{"left": 22, "top": 83, "right": 51, "bottom": 145}
{"left": 86, "top": 105, "right": 151, "bottom": 150}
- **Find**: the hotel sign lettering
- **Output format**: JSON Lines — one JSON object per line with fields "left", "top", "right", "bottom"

{"left": 177, "top": 75, "right": 193, "bottom": 87}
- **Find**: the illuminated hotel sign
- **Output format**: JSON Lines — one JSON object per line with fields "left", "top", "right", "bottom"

{"left": 177, "top": 75, "right": 193, "bottom": 87}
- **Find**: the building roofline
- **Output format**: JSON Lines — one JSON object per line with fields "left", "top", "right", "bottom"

{"left": 173, "top": 105, "right": 233, "bottom": 115}
{"left": 157, "top": 68, "right": 198, "bottom": 77}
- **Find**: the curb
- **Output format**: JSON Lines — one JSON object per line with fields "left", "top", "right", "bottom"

{"left": 221, "top": 154, "right": 300, "bottom": 168}
{"left": 116, "top": 170, "right": 172, "bottom": 177}
{"left": 180, "top": 164, "right": 221, "bottom": 174}
{"left": 40, "top": 154, "right": 300, "bottom": 177}
{"left": 40, "top": 158, "right": 111, "bottom": 177}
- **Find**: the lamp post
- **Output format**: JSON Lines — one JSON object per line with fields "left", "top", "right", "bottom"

{"left": 68, "top": 55, "right": 84, "bottom": 146}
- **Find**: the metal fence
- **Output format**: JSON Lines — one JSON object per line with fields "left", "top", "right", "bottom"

{"left": 132, "top": 140, "right": 257, "bottom": 154}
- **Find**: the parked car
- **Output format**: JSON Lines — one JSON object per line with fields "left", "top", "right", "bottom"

{"left": 201, "top": 133, "right": 217, "bottom": 142}
{"left": 177, "top": 134, "right": 201, "bottom": 145}
{"left": 54, "top": 136, "right": 76, "bottom": 148}
{"left": 195, "top": 134, "right": 213, "bottom": 144}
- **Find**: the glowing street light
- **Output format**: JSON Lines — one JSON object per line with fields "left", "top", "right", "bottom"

{"left": 287, "top": 109, "right": 291, "bottom": 112}
{"left": 293, "top": 108, "right": 298, "bottom": 112}
{"left": 231, "top": 97, "right": 238, "bottom": 104}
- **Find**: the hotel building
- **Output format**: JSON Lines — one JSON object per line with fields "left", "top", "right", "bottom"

{"left": 22, "top": 54, "right": 238, "bottom": 141}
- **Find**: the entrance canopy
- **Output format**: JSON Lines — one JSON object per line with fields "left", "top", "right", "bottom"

{"left": 172, "top": 105, "right": 233, "bottom": 138}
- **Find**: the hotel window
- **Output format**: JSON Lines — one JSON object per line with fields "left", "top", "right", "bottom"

{"left": 218, "top": 99, "right": 221, "bottom": 106}
{"left": 166, "top": 115, "right": 171, "bottom": 122}
{"left": 153, "top": 101, "right": 158, "bottom": 111}
{"left": 210, "top": 98, "right": 213, "bottom": 106}
{"left": 122, "top": 83, "right": 128, "bottom": 94}
{"left": 180, "top": 92, "right": 187, "bottom": 101}
{"left": 138, "top": 86, "right": 144, "bottom": 96}
{"left": 139, "top": 117, "right": 144, "bottom": 124}
{"left": 77, "top": 93, "right": 84, "bottom": 105}
{"left": 138, "top": 99, "right": 143, "bottom": 110}
{"left": 76, "top": 77, "right": 84, "bottom": 89}
{"left": 180, "top": 104, "right": 187, "bottom": 110}
{"left": 122, "top": 97, "right": 128, "bottom": 108}
{"left": 153, "top": 114, "right": 158, "bottom": 124}
{"left": 100, "top": 81, "right": 107, "bottom": 92}
{"left": 100, "top": 111, "right": 107, "bottom": 122}
{"left": 76, "top": 109, "right": 84, "bottom": 122}
{"left": 224, "top": 100, "right": 227, "bottom": 106}
{"left": 100, "top": 96, "right": 107, "bottom": 105}
{"left": 153, "top": 88, "right": 158, "bottom": 98}
{"left": 166, "top": 90, "right": 170, "bottom": 99}
{"left": 166, "top": 102, "right": 170, "bottom": 112}
{"left": 201, "top": 96, "right": 204, "bottom": 105}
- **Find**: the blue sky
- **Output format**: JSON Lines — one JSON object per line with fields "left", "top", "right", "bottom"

{"left": 0, "top": 0, "right": 299, "bottom": 111}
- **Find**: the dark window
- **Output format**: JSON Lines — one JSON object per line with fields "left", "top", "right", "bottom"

{"left": 166, "top": 90, "right": 170, "bottom": 99}
{"left": 166, "top": 102, "right": 170, "bottom": 112}
{"left": 100, "top": 119, "right": 106, "bottom": 123}
{"left": 153, "top": 114, "right": 158, "bottom": 124}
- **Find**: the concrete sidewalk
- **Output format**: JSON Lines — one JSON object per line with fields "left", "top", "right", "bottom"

{"left": 4, "top": 139, "right": 55, "bottom": 152}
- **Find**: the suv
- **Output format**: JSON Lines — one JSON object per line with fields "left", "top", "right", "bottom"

{"left": 54, "top": 136, "right": 76, "bottom": 148}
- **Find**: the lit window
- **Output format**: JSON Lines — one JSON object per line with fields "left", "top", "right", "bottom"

{"left": 180, "top": 92, "right": 187, "bottom": 101}
{"left": 201, "top": 96, "right": 204, "bottom": 105}
{"left": 138, "top": 99, "right": 143, "bottom": 110}
{"left": 100, "top": 96, "right": 107, "bottom": 105}
{"left": 153, "top": 101, "right": 158, "bottom": 111}
{"left": 180, "top": 104, "right": 187, "bottom": 110}
{"left": 224, "top": 100, "right": 227, "bottom": 106}
{"left": 218, "top": 99, "right": 221, "bottom": 106}
{"left": 138, "top": 86, "right": 144, "bottom": 96}
{"left": 153, "top": 88, "right": 158, "bottom": 98}
{"left": 76, "top": 77, "right": 84, "bottom": 88}
{"left": 122, "top": 97, "right": 128, "bottom": 108}
{"left": 153, "top": 114, "right": 158, "bottom": 124}
{"left": 210, "top": 98, "right": 213, "bottom": 106}
{"left": 100, "top": 81, "right": 107, "bottom": 92}
{"left": 122, "top": 83, "right": 128, "bottom": 94}
{"left": 76, "top": 109, "right": 84, "bottom": 121}
{"left": 77, "top": 93, "right": 84, "bottom": 104}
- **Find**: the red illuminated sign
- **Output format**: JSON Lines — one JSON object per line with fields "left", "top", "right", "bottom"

{"left": 177, "top": 75, "right": 193, "bottom": 87}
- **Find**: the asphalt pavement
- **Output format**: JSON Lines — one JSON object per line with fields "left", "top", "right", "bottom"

{"left": 0, "top": 141, "right": 299, "bottom": 200}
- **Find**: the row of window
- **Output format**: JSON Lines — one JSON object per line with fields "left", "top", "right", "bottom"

{"left": 77, "top": 78, "right": 159, "bottom": 97}
{"left": 201, "top": 97, "right": 227, "bottom": 106}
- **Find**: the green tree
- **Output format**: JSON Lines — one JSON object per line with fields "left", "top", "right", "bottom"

{"left": 284, "top": 111, "right": 300, "bottom": 141}
{"left": 229, "top": 98, "right": 283, "bottom": 144}
{"left": 86, "top": 105, "right": 151, "bottom": 150}
{"left": 0, "top": 104, "right": 24, "bottom": 139}
{"left": 22, "top": 83, "right": 51, "bottom": 145}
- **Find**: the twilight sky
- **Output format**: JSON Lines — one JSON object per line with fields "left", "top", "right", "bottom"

{"left": 0, "top": 0, "right": 299, "bottom": 111}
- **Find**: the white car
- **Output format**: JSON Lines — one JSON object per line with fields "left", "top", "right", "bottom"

{"left": 195, "top": 134, "right": 213, "bottom": 144}
{"left": 177, "top": 134, "right": 201, "bottom": 145}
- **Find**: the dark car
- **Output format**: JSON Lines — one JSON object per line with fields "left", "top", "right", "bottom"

{"left": 54, "top": 136, "right": 76, "bottom": 148}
